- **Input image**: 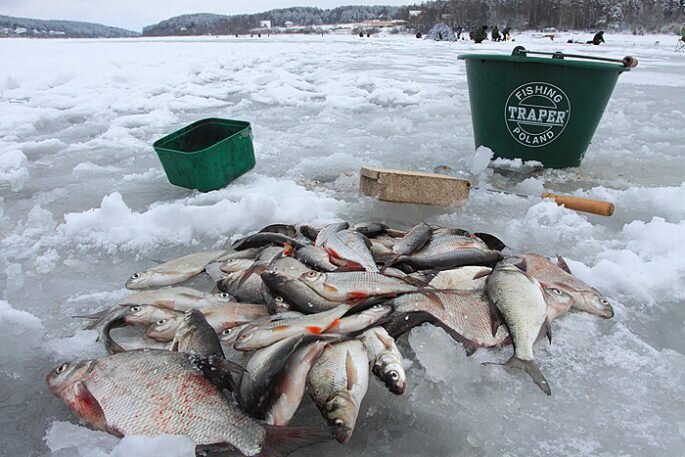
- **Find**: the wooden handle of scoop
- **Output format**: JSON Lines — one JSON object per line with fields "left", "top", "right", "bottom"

{"left": 541, "top": 193, "right": 615, "bottom": 216}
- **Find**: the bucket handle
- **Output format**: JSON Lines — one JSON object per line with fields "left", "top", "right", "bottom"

{"left": 511, "top": 46, "right": 638, "bottom": 68}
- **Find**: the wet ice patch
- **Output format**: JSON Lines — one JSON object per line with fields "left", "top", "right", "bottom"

{"left": 0, "top": 300, "right": 43, "bottom": 373}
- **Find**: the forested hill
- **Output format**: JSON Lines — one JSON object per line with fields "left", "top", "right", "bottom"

{"left": 143, "top": 1, "right": 685, "bottom": 36}
{"left": 142, "top": 6, "right": 402, "bottom": 36}
{"left": 406, "top": 0, "right": 685, "bottom": 34}
{"left": 0, "top": 15, "right": 140, "bottom": 38}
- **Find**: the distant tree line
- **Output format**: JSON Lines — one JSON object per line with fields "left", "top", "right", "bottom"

{"left": 402, "top": 0, "right": 685, "bottom": 34}
{"left": 142, "top": 6, "right": 401, "bottom": 36}
{"left": 0, "top": 14, "right": 139, "bottom": 38}
{"left": 141, "top": 1, "right": 685, "bottom": 36}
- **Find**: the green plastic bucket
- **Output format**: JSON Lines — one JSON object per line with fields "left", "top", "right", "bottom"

{"left": 153, "top": 118, "right": 255, "bottom": 192}
{"left": 458, "top": 47, "right": 635, "bottom": 168}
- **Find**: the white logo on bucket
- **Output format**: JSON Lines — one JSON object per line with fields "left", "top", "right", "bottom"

{"left": 504, "top": 82, "right": 571, "bottom": 148}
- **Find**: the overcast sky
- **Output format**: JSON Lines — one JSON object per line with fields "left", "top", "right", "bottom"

{"left": 0, "top": 1, "right": 411, "bottom": 32}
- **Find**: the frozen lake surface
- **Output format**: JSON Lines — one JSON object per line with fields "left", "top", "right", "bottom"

{"left": 1, "top": 31, "right": 684, "bottom": 457}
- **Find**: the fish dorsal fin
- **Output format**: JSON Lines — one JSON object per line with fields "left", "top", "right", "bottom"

{"left": 471, "top": 268, "right": 492, "bottom": 280}
{"left": 358, "top": 232, "right": 373, "bottom": 250}
{"left": 508, "top": 257, "right": 527, "bottom": 272}
{"left": 556, "top": 255, "right": 572, "bottom": 274}
{"left": 345, "top": 350, "right": 358, "bottom": 390}
{"left": 374, "top": 328, "right": 395, "bottom": 350}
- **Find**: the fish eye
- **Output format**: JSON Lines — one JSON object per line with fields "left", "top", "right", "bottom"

{"left": 334, "top": 419, "right": 345, "bottom": 428}
{"left": 306, "top": 271, "right": 318, "bottom": 278}
{"left": 389, "top": 371, "right": 400, "bottom": 381}
{"left": 549, "top": 288, "right": 563, "bottom": 295}
{"left": 56, "top": 363, "right": 69, "bottom": 374}
{"left": 156, "top": 319, "right": 167, "bottom": 325}
{"left": 131, "top": 272, "right": 141, "bottom": 279}
{"left": 222, "top": 328, "right": 233, "bottom": 335}
{"left": 600, "top": 298, "right": 610, "bottom": 305}
{"left": 275, "top": 296, "right": 284, "bottom": 303}
{"left": 219, "top": 292, "right": 230, "bottom": 299}
{"left": 130, "top": 305, "right": 141, "bottom": 312}
{"left": 372, "top": 304, "right": 384, "bottom": 309}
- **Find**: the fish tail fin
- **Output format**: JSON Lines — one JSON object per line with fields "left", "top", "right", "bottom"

{"left": 259, "top": 425, "right": 337, "bottom": 457}
{"left": 72, "top": 309, "right": 115, "bottom": 330}
{"left": 379, "top": 255, "right": 401, "bottom": 273}
{"left": 484, "top": 356, "right": 552, "bottom": 396}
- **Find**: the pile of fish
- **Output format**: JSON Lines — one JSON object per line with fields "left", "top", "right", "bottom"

{"left": 46, "top": 221, "right": 614, "bottom": 456}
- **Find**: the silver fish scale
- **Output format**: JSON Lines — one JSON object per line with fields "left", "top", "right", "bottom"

{"left": 392, "top": 223, "right": 432, "bottom": 255}
{"left": 325, "top": 231, "right": 379, "bottom": 272}
{"left": 320, "top": 272, "right": 418, "bottom": 294}
{"left": 83, "top": 351, "right": 265, "bottom": 456}
{"left": 420, "top": 235, "right": 489, "bottom": 255}
{"left": 510, "top": 253, "right": 608, "bottom": 311}
{"left": 127, "top": 251, "right": 226, "bottom": 289}
{"left": 307, "top": 340, "right": 369, "bottom": 407}
{"left": 393, "top": 291, "right": 509, "bottom": 347}
{"left": 258, "top": 305, "right": 349, "bottom": 331}
{"left": 361, "top": 327, "right": 400, "bottom": 364}
{"left": 487, "top": 266, "right": 547, "bottom": 360}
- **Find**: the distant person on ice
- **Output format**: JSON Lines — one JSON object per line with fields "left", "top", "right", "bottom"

{"left": 492, "top": 25, "right": 501, "bottom": 42}
{"left": 502, "top": 25, "right": 511, "bottom": 41}
{"left": 587, "top": 30, "right": 605, "bottom": 45}
{"left": 470, "top": 25, "right": 488, "bottom": 43}
{"left": 681, "top": 23, "right": 685, "bottom": 42}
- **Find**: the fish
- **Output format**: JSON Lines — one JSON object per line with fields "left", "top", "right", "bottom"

{"left": 484, "top": 262, "right": 552, "bottom": 395}
{"left": 426, "top": 266, "right": 492, "bottom": 290}
{"left": 145, "top": 304, "right": 269, "bottom": 342}
{"left": 296, "top": 271, "right": 424, "bottom": 302}
{"left": 171, "top": 309, "right": 225, "bottom": 358}
{"left": 238, "top": 336, "right": 306, "bottom": 419}
{"left": 381, "top": 222, "right": 433, "bottom": 270}
{"left": 234, "top": 305, "right": 351, "bottom": 351}
{"left": 219, "top": 323, "right": 251, "bottom": 347}
{"left": 386, "top": 289, "right": 510, "bottom": 353}
{"left": 314, "top": 222, "right": 349, "bottom": 246}
{"left": 101, "top": 316, "right": 128, "bottom": 354}
{"left": 306, "top": 340, "right": 369, "bottom": 444}
{"left": 126, "top": 250, "right": 226, "bottom": 289}
{"left": 261, "top": 271, "right": 344, "bottom": 314}
{"left": 76, "top": 287, "right": 231, "bottom": 330}
{"left": 322, "top": 229, "right": 379, "bottom": 272}
{"left": 232, "top": 232, "right": 307, "bottom": 251}
{"left": 325, "top": 304, "right": 393, "bottom": 334}
{"left": 360, "top": 327, "right": 406, "bottom": 395}
{"left": 507, "top": 253, "right": 614, "bottom": 319}
{"left": 394, "top": 234, "right": 503, "bottom": 270}
{"left": 219, "top": 258, "right": 257, "bottom": 274}
{"left": 266, "top": 339, "right": 331, "bottom": 426}
{"left": 145, "top": 314, "right": 185, "bottom": 342}
{"left": 122, "top": 304, "right": 181, "bottom": 327}
{"left": 351, "top": 221, "right": 389, "bottom": 238}
{"left": 295, "top": 245, "right": 339, "bottom": 272}
{"left": 260, "top": 283, "right": 293, "bottom": 315}
{"left": 46, "top": 350, "right": 334, "bottom": 456}
{"left": 217, "top": 269, "right": 267, "bottom": 304}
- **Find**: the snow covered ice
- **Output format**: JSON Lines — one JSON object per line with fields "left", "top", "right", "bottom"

{"left": 1, "top": 31, "right": 685, "bottom": 456}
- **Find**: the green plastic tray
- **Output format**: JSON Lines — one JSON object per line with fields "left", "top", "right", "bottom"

{"left": 153, "top": 118, "right": 255, "bottom": 192}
